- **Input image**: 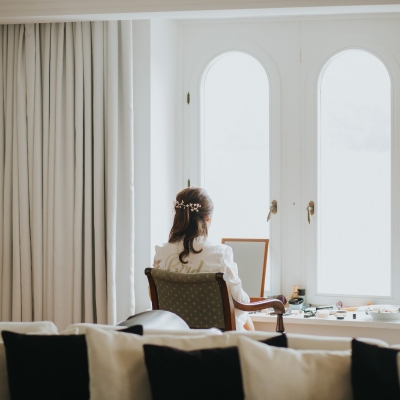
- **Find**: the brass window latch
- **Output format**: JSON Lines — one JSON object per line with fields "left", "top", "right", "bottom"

{"left": 267, "top": 200, "right": 277, "bottom": 222}
{"left": 307, "top": 201, "right": 314, "bottom": 224}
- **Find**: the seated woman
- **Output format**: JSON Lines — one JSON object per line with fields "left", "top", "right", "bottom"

{"left": 153, "top": 187, "right": 254, "bottom": 331}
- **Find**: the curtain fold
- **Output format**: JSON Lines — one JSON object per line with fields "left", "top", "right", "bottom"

{"left": 0, "top": 21, "right": 134, "bottom": 329}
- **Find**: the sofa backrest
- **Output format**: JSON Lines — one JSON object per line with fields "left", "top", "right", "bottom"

{"left": 224, "top": 330, "right": 389, "bottom": 350}
{"left": 64, "top": 323, "right": 222, "bottom": 336}
{"left": 0, "top": 321, "right": 58, "bottom": 339}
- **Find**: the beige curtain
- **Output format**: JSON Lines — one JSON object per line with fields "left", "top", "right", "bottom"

{"left": 0, "top": 21, "right": 135, "bottom": 329}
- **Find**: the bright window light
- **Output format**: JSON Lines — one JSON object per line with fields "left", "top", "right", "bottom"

{"left": 318, "top": 49, "right": 391, "bottom": 296}
{"left": 202, "top": 52, "right": 269, "bottom": 243}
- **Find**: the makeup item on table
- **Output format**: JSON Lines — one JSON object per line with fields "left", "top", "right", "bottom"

{"left": 290, "top": 285, "right": 299, "bottom": 300}
{"left": 316, "top": 305, "right": 334, "bottom": 311}
{"left": 298, "top": 288, "right": 306, "bottom": 304}
{"left": 336, "top": 301, "right": 359, "bottom": 312}
{"left": 335, "top": 310, "right": 347, "bottom": 317}
{"left": 316, "top": 309, "right": 330, "bottom": 319}
{"left": 303, "top": 309, "right": 316, "bottom": 318}
{"left": 288, "top": 297, "right": 304, "bottom": 311}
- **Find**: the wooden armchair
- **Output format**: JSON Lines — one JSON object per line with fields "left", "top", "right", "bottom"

{"left": 145, "top": 268, "right": 285, "bottom": 332}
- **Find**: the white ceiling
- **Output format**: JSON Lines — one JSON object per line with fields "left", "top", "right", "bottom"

{"left": 0, "top": 1, "right": 400, "bottom": 24}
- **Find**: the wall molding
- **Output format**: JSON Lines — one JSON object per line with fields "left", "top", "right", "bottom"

{"left": 1, "top": 1, "right": 400, "bottom": 24}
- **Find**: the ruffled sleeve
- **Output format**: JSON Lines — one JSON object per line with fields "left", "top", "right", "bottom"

{"left": 221, "top": 246, "right": 250, "bottom": 329}
{"left": 153, "top": 245, "right": 163, "bottom": 269}
{"left": 222, "top": 245, "right": 250, "bottom": 303}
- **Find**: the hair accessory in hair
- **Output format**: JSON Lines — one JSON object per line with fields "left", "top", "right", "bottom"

{"left": 174, "top": 200, "right": 201, "bottom": 212}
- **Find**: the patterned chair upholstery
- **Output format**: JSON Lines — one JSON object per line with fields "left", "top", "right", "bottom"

{"left": 145, "top": 268, "right": 285, "bottom": 332}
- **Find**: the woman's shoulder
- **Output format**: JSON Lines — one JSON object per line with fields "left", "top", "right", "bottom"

{"left": 154, "top": 241, "right": 181, "bottom": 255}
{"left": 201, "top": 238, "right": 232, "bottom": 255}
{"left": 155, "top": 238, "right": 232, "bottom": 258}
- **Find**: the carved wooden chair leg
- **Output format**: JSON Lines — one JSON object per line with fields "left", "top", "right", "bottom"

{"left": 276, "top": 314, "right": 284, "bottom": 333}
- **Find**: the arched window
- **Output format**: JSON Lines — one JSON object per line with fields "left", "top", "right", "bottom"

{"left": 201, "top": 51, "right": 270, "bottom": 289}
{"left": 202, "top": 52, "right": 269, "bottom": 239}
{"left": 318, "top": 49, "right": 391, "bottom": 296}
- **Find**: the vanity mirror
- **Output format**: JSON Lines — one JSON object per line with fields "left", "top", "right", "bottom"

{"left": 221, "top": 238, "right": 268, "bottom": 299}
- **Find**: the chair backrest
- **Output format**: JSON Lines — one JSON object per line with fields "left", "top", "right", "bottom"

{"left": 145, "top": 268, "right": 236, "bottom": 331}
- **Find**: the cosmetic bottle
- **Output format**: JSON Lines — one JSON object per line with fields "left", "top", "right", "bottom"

{"left": 298, "top": 288, "right": 306, "bottom": 304}
{"left": 290, "top": 285, "right": 299, "bottom": 299}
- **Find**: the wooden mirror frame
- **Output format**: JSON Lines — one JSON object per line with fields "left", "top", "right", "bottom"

{"left": 221, "top": 238, "right": 269, "bottom": 298}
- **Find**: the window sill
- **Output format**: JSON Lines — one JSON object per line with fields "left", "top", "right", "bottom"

{"left": 251, "top": 311, "right": 400, "bottom": 344}
{"left": 251, "top": 311, "right": 400, "bottom": 330}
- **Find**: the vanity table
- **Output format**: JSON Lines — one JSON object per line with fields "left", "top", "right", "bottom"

{"left": 251, "top": 310, "right": 400, "bottom": 344}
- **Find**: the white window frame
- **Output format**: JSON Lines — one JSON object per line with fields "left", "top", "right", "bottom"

{"left": 180, "top": 18, "right": 400, "bottom": 306}
{"left": 303, "top": 38, "right": 400, "bottom": 306}
{"left": 183, "top": 39, "right": 282, "bottom": 296}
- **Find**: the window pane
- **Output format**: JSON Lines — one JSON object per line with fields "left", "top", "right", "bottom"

{"left": 203, "top": 52, "right": 269, "bottom": 241}
{"left": 202, "top": 52, "right": 270, "bottom": 289}
{"left": 318, "top": 50, "right": 391, "bottom": 296}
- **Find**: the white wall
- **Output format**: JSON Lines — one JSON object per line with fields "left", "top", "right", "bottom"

{"left": 133, "top": 19, "right": 179, "bottom": 314}
{"left": 150, "top": 19, "right": 179, "bottom": 256}
{"left": 133, "top": 20, "right": 152, "bottom": 313}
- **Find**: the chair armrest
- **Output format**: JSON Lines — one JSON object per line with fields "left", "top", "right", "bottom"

{"left": 249, "top": 297, "right": 265, "bottom": 302}
{"left": 233, "top": 298, "right": 285, "bottom": 333}
{"left": 250, "top": 295, "right": 287, "bottom": 304}
{"left": 233, "top": 298, "right": 285, "bottom": 314}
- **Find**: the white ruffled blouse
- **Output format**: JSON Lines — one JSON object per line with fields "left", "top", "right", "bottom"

{"left": 153, "top": 236, "right": 250, "bottom": 330}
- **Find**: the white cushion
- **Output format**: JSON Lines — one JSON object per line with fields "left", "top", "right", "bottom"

{"left": 66, "top": 322, "right": 222, "bottom": 336}
{"left": 144, "top": 328, "right": 222, "bottom": 336}
{"left": 237, "top": 336, "right": 352, "bottom": 400}
{"left": 0, "top": 321, "right": 58, "bottom": 340}
{"left": 286, "top": 333, "right": 387, "bottom": 350}
{"left": 57, "top": 327, "right": 80, "bottom": 335}
{"left": 85, "top": 327, "right": 229, "bottom": 400}
{"left": 224, "top": 331, "right": 286, "bottom": 347}
{"left": 225, "top": 331, "right": 388, "bottom": 350}
{"left": 63, "top": 323, "right": 126, "bottom": 334}
{"left": 0, "top": 321, "right": 58, "bottom": 400}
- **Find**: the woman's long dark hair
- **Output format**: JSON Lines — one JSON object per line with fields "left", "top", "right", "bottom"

{"left": 169, "top": 187, "right": 214, "bottom": 264}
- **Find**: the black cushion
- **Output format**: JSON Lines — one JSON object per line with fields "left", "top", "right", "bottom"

{"left": 2, "top": 331, "right": 90, "bottom": 400}
{"left": 1, "top": 325, "right": 142, "bottom": 400}
{"left": 144, "top": 333, "right": 287, "bottom": 400}
{"left": 351, "top": 339, "right": 400, "bottom": 400}
{"left": 118, "top": 324, "right": 144, "bottom": 335}
{"left": 260, "top": 333, "right": 287, "bottom": 348}
{"left": 144, "top": 345, "right": 244, "bottom": 400}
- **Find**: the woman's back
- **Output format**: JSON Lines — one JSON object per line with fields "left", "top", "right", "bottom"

{"left": 154, "top": 236, "right": 250, "bottom": 330}
{"left": 154, "top": 237, "right": 229, "bottom": 274}
{"left": 152, "top": 186, "right": 253, "bottom": 330}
